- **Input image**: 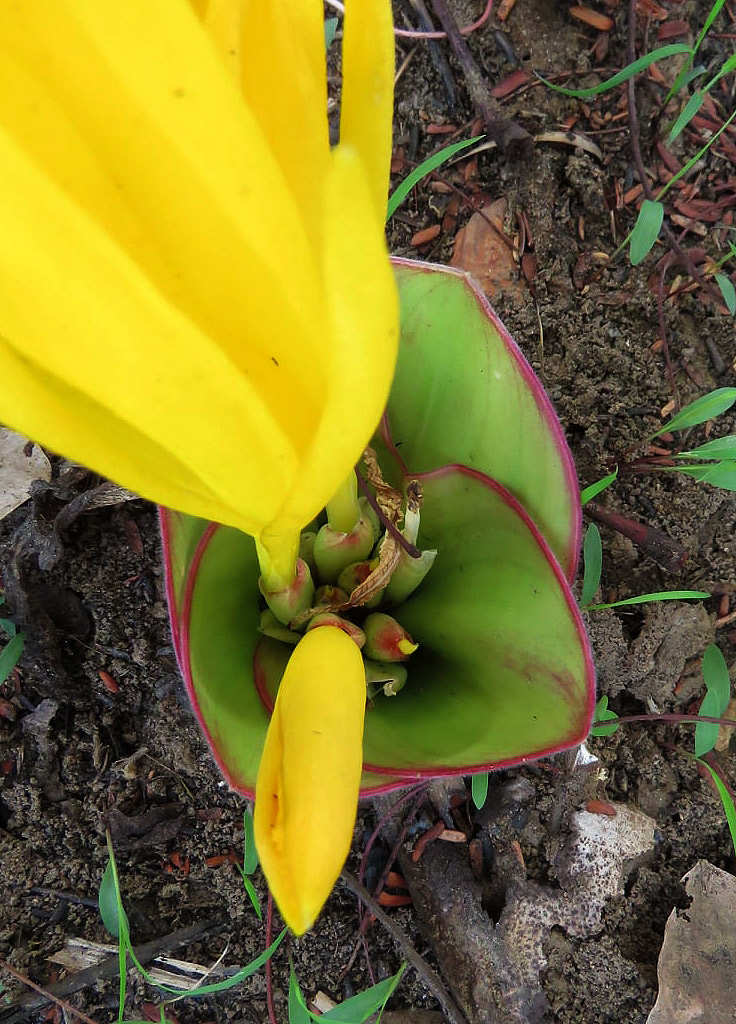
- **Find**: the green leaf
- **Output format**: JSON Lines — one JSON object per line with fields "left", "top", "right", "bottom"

{"left": 697, "top": 758, "right": 736, "bottom": 858}
{"left": 240, "top": 871, "right": 262, "bottom": 921}
{"left": 289, "top": 966, "right": 311, "bottom": 1024}
{"left": 677, "top": 435, "right": 736, "bottom": 460}
{"left": 324, "top": 17, "right": 338, "bottom": 49}
{"left": 581, "top": 524, "right": 602, "bottom": 606}
{"left": 651, "top": 387, "right": 736, "bottom": 438}
{"left": 0, "top": 617, "right": 16, "bottom": 637}
{"left": 587, "top": 590, "right": 709, "bottom": 611}
{"left": 0, "top": 631, "right": 24, "bottom": 685}
{"left": 99, "top": 859, "right": 129, "bottom": 941}
{"left": 243, "top": 808, "right": 259, "bottom": 875}
{"left": 672, "top": 461, "right": 736, "bottom": 490}
{"left": 695, "top": 689, "right": 723, "bottom": 757}
{"left": 386, "top": 137, "right": 483, "bottom": 220}
{"left": 536, "top": 44, "right": 691, "bottom": 97}
{"left": 715, "top": 273, "right": 736, "bottom": 315}
{"left": 668, "top": 91, "right": 704, "bottom": 142}
{"left": 580, "top": 468, "right": 618, "bottom": 506}
{"left": 591, "top": 695, "right": 619, "bottom": 737}
{"left": 630, "top": 200, "right": 664, "bottom": 265}
{"left": 702, "top": 644, "right": 731, "bottom": 711}
{"left": 321, "top": 965, "right": 406, "bottom": 1023}
{"left": 128, "top": 930, "right": 287, "bottom": 997}
{"left": 471, "top": 772, "right": 489, "bottom": 809}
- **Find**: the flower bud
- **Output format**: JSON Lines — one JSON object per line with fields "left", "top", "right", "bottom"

{"left": 384, "top": 548, "right": 437, "bottom": 605}
{"left": 337, "top": 559, "right": 384, "bottom": 608}
{"left": 362, "top": 612, "right": 418, "bottom": 662}
{"left": 364, "top": 658, "right": 408, "bottom": 698}
{"left": 306, "top": 612, "right": 366, "bottom": 649}
{"left": 259, "top": 557, "right": 314, "bottom": 626}
{"left": 313, "top": 511, "right": 375, "bottom": 583}
{"left": 299, "top": 530, "right": 317, "bottom": 575}
{"left": 258, "top": 609, "right": 302, "bottom": 646}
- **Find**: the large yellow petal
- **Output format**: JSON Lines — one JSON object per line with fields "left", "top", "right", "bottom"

{"left": 261, "top": 145, "right": 399, "bottom": 558}
{"left": 254, "top": 626, "right": 366, "bottom": 934}
{"left": 340, "top": 0, "right": 396, "bottom": 220}
{"left": 0, "top": 0, "right": 327, "bottom": 439}
{"left": 0, "top": 124, "right": 296, "bottom": 535}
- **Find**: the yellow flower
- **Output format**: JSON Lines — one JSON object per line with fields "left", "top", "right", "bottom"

{"left": 0, "top": 0, "right": 397, "bottom": 578}
{"left": 0, "top": 0, "right": 396, "bottom": 931}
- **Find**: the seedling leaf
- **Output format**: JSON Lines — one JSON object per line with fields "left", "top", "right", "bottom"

{"left": 630, "top": 200, "right": 664, "bottom": 265}
{"left": 668, "top": 91, "right": 704, "bottom": 142}
{"left": 240, "top": 870, "right": 262, "bottom": 921}
{"left": 99, "top": 859, "right": 128, "bottom": 940}
{"left": 536, "top": 44, "right": 691, "bottom": 97}
{"left": 0, "top": 631, "right": 24, "bottom": 684}
{"left": 289, "top": 965, "right": 311, "bottom": 1024}
{"left": 321, "top": 964, "right": 406, "bottom": 1023}
{"left": 715, "top": 273, "right": 736, "bottom": 315}
{"left": 695, "top": 644, "right": 731, "bottom": 757}
{"left": 587, "top": 590, "right": 709, "bottom": 611}
{"left": 591, "top": 695, "right": 619, "bottom": 737}
{"left": 581, "top": 524, "right": 602, "bottom": 606}
{"left": 0, "top": 617, "right": 16, "bottom": 637}
{"left": 677, "top": 435, "right": 736, "bottom": 460}
{"left": 673, "top": 461, "right": 736, "bottom": 490}
{"left": 386, "top": 137, "right": 483, "bottom": 220}
{"left": 650, "top": 388, "right": 736, "bottom": 438}
{"left": 697, "top": 759, "right": 736, "bottom": 858}
{"left": 471, "top": 772, "right": 489, "bottom": 809}
{"left": 580, "top": 468, "right": 618, "bottom": 506}
{"left": 243, "top": 808, "right": 259, "bottom": 874}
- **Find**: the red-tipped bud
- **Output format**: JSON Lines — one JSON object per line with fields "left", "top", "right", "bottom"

{"left": 306, "top": 613, "right": 366, "bottom": 649}
{"left": 362, "top": 612, "right": 418, "bottom": 662}
{"left": 259, "top": 558, "right": 314, "bottom": 626}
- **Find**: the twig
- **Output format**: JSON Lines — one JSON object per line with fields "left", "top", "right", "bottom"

{"left": 355, "top": 468, "right": 421, "bottom": 559}
{"left": 429, "top": 0, "right": 533, "bottom": 159}
{"left": 340, "top": 871, "right": 468, "bottom": 1024}
{"left": 656, "top": 253, "right": 680, "bottom": 408}
{"left": 0, "top": 919, "right": 227, "bottom": 1024}
{"left": 403, "top": 0, "right": 457, "bottom": 108}
{"left": 0, "top": 959, "right": 99, "bottom": 1024}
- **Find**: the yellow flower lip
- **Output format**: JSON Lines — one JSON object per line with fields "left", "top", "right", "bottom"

{"left": 254, "top": 624, "right": 366, "bottom": 934}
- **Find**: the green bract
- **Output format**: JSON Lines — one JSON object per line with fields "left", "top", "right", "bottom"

{"left": 161, "top": 261, "right": 595, "bottom": 795}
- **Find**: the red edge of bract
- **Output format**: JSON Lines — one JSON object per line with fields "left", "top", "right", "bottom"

{"left": 389, "top": 256, "right": 583, "bottom": 583}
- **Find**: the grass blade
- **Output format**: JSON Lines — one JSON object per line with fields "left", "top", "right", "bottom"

{"left": 668, "top": 91, "right": 704, "bottom": 142}
{"left": 672, "top": 461, "right": 736, "bottom": 490}
{"left": 715, "top": 273, "right": 736, "bottom": 315}
{"left": 697, "top": 759, "right": 736, "bottom": 858}
{"left": 243, "top": 808, "right": 259, "bottom": 874}
{"left": 587, "top": 590, "right": 709, "bottom": 611}
{"left": 321, "top": 964, "right": 406, "bottom": 1023}
{"left": 386, "top": 137, "right": 483, "bottom": 220}
{"left": 536, "top": 44, "right": 691, "bottom": 97}
{"left": 651, "top": 387, "right": 736, "bottom": 437}
{"left": 630, "top": 200, "right": 663, "bottom": 265}
{"left": 580, "top": 468, "right": 618, "bottom": 506}
{"left": 580, "top": 524, "right": 602, "bottom": 606}
{"left": 677, "top": 435, "right": 736, "bottom": 460}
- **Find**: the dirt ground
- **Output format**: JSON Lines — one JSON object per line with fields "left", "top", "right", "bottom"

{"left": 1, "top": 2, "right": 735, "bottom": 1023}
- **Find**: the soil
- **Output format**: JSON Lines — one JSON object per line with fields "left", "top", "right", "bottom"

{"left": 1, "top": 3, "right": 735, "bottom": 1024}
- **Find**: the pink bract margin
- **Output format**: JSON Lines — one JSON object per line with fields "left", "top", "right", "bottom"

{"left": 159, "top": 259, "right": 594, "bottom": 799}
{"left": 391, "top": 257, "right": 583, "bottom": 583}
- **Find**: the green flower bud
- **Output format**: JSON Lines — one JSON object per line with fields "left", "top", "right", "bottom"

{"left": 362, "top": 612, "right": 418, "bottom": 662}
{"left": 313, "top": 510, "right": 376, "bottom": 584}
{"left": 384, "top": 548, "right": 437, "bottom": 606}
{"left": 299, "top": 530, "right": 317, "bottom": 575}
{"left": 258, "top": 609, "right": 302, "bottom": 645}
{"left": 364, "top": 658, "right": 408, "bottom": 698}
{"left": 259, "top": 557, "right": 314, "bottom": 626}
{"left": 306, "top": 612, "right": 366, "bottom": 649}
